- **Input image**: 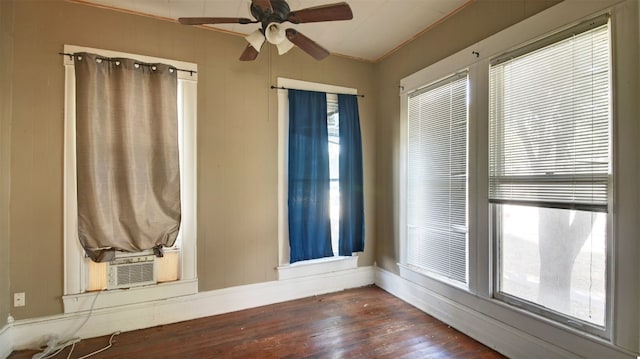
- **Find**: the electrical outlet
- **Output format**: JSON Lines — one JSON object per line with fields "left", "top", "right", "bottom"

{"left": 14, "top": 292, "right": 25, "bottom": 307}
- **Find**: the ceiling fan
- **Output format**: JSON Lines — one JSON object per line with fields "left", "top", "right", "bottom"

{"left": 178, "top": 0, "right": 353, "bottom": 61}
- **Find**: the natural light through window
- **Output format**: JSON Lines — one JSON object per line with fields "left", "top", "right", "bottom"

{"left": 328, "top": 94, "right": 340, "bottom": 256}
{"left": 498, "top": 205, "right": 606, "bottom": 325}
{"left": 489, "top": 18, "right": 610, "bottom": 329}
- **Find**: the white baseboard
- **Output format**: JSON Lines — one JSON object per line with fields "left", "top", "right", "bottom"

{"left": 11, "top": 266, "right": 375, "bottom": 351}
{"left": 62, "top": 279, "right": 198, "bottom": 313}
{"left": 0, "top": 323, "right": 12, "bottom": 359}
{"left": 374, "top": 267, "right": 635, "bottom": 359}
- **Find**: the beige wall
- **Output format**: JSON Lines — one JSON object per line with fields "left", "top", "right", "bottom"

{"left": 4, "top": 0, "right": 560, "bottom": 322}
{"left": 373, "top": 0, "right": 561, "bottom": 272}
{"left": 0, "top": 0, "right": 15, "bottom": 327}
{"left": 7, "top": 0, "right": 376, "bottom": 320}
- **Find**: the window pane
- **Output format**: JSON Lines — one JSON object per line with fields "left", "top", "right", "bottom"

{"left": 328, "top": 96, "right": 339, "bottom": 256}
{"left": 406, "top": 72, "right": 468, "bottom": 284}
{"left": 498, "top": 204, "right": 606, "bottom": 326}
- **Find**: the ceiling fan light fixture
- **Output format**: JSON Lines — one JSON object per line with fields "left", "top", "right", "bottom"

{"left": 265, "top": 22, "right": 286, "bottom": 45}
{"left": 276, "top": 38, "right": 295, "bottom": 55}
{"left": 245, "top": 29, "right": 266, "bottom": 51}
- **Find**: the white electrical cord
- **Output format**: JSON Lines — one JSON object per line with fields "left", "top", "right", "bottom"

{"left": 32, "top": 337, "right": 82, "bottom": 359}
{"left": 66, "top": 331, "right": 121, "bottom": 359}
{"left": 66, "top": 289, "right": 103, "bottom": 340}
{"left": 31, "top": 289, "right": 120, "bottom": 359}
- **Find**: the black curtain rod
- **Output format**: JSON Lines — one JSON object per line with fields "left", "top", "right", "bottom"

{"left": 59, "top": 52, "right": 197, "bottom": 76}
{"left": 270, "top": 85, "right": 364, "bottom": 98}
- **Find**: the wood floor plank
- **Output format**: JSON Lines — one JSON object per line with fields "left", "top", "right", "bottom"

{"left": 9, "top": 286, "right": 507, "bottom": 358}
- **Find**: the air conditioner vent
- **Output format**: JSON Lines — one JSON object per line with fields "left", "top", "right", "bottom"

{"left": 108, "top": 255, "right": 157, "bottom": 289}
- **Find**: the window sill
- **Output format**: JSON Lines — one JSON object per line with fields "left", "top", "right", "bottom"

{"left": 398, "top": 263, "right": 469, "bottom": 292}
{"left": 277, "top": 256, "right": 358, "bottom": 280}
{"left": 62, "top": 278, "right": 198, "bottom": 313}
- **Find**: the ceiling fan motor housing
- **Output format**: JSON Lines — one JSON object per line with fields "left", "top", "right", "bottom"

{"left": 251, "top": 0, "right": 291, "bottom": 31}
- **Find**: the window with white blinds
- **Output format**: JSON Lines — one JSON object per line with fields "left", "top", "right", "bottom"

{"left": 406, "top": 71, "right": 468, "bottom": 284}
{"left": 490, "top": 16, "right": 611, "bottom": 331}
{"left": 489, "top": 16, "right": 610, "bottom": 212}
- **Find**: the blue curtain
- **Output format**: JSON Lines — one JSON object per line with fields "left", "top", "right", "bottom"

{"left": 288, "top": 89, "right": 334, "bottom": 263}
{"left": 338, "top": 94, "right": 365, "bottom": 255}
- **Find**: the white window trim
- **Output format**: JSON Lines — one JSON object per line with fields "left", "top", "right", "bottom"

{"left": 62, "top": 45, "right": 198, "bottom": 313}
{"left": 276, "top": 77, "right": 359, "bottom": 280}
{"left": 398, "top": 0, "right": 639, "bottom": 353}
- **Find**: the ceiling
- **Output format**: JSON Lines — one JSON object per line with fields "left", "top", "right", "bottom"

{"left": 74, "top": 0, "right": 472, "bottom": 62}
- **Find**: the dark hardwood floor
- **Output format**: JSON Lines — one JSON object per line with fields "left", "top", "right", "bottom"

{"left": 10, "top": 286, "right": 506, "bottom": 358}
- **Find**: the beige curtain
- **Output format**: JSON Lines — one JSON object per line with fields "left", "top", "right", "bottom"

{"left": 75, "top": 52, "right": 181, "bottom": 262}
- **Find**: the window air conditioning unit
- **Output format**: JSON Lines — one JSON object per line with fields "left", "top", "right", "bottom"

{"left": 107, "top": 254, "right": 157, "bottom": 289}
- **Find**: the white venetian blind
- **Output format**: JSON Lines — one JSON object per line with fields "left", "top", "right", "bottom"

{"left": 406, "top": 71, "right": 468, "bottom": 284}
{"left": 489, "top": 16, "right": 610, "bottom": 212}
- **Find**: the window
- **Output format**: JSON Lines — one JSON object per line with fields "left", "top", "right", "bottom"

{"left": 62, "top": 45, "right": 198, "bottom": 312}
{"left": 277, "top": 78, "right": 360, "bottom": 279}
{"left": 405, "top": 71, "right": 469, "bottom": 285}
{"left": 489, "top": 17, "right": 610, "bottom": 330}
{"left": 398, "top": 2, "right": 637, "bottom": 353}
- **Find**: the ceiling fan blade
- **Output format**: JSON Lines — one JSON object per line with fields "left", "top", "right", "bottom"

{"left": 287, "top": 2, "right": 353, "bottom": 24}
{"left": 239, "top": 44, "right": 260, "bottom": 61}
{"left": 251, "top": 0, "right": 273, "bottom": 13}
{"left": 285, "top": 29, "right": 330, "bottom": 60}
{"left": 178, "top": 17, "right": 253, "bottom": 25}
